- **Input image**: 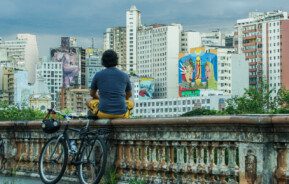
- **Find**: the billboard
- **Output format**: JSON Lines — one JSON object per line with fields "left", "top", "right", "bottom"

{"left": 138, "top": 77, "right": 154, "bottom": 100}
{"left": 178, "top": 48, "right": 218, "bottom": 97}
{"left": 51, "top": 47, "right": 80, "bottom": 88}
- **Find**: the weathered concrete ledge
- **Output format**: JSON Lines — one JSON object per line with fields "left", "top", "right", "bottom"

{"left": 1, "top": 115, "right": 289, "bottom": 183}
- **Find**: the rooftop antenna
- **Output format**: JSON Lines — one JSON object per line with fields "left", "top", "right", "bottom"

{"left": 91, "top": 37, "right": 95, "bottom": 49}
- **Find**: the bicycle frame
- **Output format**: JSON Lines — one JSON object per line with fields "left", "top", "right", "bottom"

{"left": 47, "top": 113, "right": 94, "bottom": 166}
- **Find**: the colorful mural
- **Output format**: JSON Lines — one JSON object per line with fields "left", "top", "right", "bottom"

{"left": 139, "top": 77, "right": 154, "bottom": 100}
{"left": 51, "top": 47, "right": 80, "bottom": 88}
{"left": 178, "top": 48, "right": 218, "bottom": 97}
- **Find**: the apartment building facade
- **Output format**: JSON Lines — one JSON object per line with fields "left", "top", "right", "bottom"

{"left": 137, "top": 24, "right": 182, "bottom": 99}
{"left": 103, "top": 27, "right": 126, "bottom": 71}
{"left": 234, "top": 11, "right": 289, "bottom": 97}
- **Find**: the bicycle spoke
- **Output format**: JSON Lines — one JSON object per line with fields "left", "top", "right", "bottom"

{"left": 78, "top": 138, "right": 107, "bottom": 184}
{"left": 39, "top": 137, "right": 68, "bottom": 183}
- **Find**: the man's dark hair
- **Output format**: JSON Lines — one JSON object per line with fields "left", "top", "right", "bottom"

{"left": 101, "top": 50, "right": 118, "bottom": 67}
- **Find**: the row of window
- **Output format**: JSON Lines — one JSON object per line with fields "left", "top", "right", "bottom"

{"left": 135, "top": 99, "right": 211, "bottom": 107}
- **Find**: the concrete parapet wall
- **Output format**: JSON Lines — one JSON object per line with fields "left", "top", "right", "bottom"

{"left": 0, "top": 115, "right": 289, "bottom": 183}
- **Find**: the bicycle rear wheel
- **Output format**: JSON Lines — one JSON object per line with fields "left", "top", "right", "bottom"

{"left": 78, "top": 137, "right": 107, "bottom": 184}
{"left": 39, "top": 136, "right": 68, "bottom": 184}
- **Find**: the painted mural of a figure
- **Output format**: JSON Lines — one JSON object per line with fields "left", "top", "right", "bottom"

{"left": 195, "top": 56, "right": 202, "bottom": 86}
{"left": 52, "top": 49, "right": 79, "bottom": 88}
{"left": 180, "top": 60, "right": 194, "bottom": 88}
{"left": 205, "top": 61, "right": 217, "bottom": 89}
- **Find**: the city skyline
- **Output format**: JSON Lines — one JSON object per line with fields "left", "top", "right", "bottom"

{"left": 0, "top": 0, "right": 289, "bottom": 57}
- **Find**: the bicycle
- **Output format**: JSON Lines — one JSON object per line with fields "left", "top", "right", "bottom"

{"left": 38, "top": 109, "right": 109, "bottom": 184}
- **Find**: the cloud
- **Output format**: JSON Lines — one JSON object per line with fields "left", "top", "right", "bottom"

{"left": 0, "top": 0, "right": 288, "bottom": 57}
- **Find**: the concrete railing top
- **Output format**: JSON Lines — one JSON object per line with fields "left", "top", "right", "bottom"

{"left": 1, "top": 114, "right": 289, "bottom": 127}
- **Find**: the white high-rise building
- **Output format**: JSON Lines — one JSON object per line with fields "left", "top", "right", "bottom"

{"left": 133, "top": 95, "right": 229, "bottom": 118}
{"left": 137, "top": 24, "right": 182, "bottom": 98}
{"left": 234, "top": 10, "right": 289, "bottom": 97}
{"left": 181, "top": 31, "right": 202, "bottom": 53}
{"left": 14, "top": 70, "right": 30, "bottom": 108}
{"left": 126, "top": 5, "right": 141, "bottom": 73}
{"left": 37, "top": 57, "right": 63, "bottom": 107}
{"left": 85, "top": 50, "right": 104, "bottom": 88}
{"left": 201, "top": 30, "right": 225, "bottom": 47}
{"left": 0, "top": 34, "right": 39, "bottom": 84}
{"left": 103, "top": 27, "right": 126, "bottom": 71}
{"left": 214, "top": 47, "right": 248, "bottom": 96}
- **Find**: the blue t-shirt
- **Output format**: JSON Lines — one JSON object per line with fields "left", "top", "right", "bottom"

{"left": 90, "top": 67, "right": 132, "bottom": 114}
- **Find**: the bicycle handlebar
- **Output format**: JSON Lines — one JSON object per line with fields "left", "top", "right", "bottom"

{"left": 46, "top": 109, "right": 98, "bottom": 120}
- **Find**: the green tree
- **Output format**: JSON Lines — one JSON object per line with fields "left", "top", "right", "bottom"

{"left": 275, "top": 87, "right": 289, "bottom": 113}
{"left": 278, "top": 87, "right": 289, "bottom": 108}
{"left": 0, "top": 102, "right": 45, "bottom": 121}
{"left": 225, "top": 82, "right": 278, "bottom": 114}
{"left": 181, "top": 108, "right": 219, "bottom": 117}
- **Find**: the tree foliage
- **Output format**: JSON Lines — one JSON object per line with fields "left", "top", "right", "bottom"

{"left": 0, "top": 101, "right": 45, "bottom": 121}
{"left": 182, "top": 84, "right": 289, "bottom": 116}
{"left": 181, "top": 108, "right": 219, "bottom": 117}
{"left": 225, "top": 83, "right": 278, "bottom": 114}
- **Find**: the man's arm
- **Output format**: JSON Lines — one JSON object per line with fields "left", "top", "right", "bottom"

{"left": 125, "top": 91, "right": 132, "bottom": 100}
{"left": 90, "top": 89, "right": 99, "bottom": 99}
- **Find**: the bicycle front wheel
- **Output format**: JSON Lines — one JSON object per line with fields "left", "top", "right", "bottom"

{"left": 78, "top": 137, "right": 107, "bottom": 184}
{"left": 39, "top": 136, "right": 68, "bottom": 184}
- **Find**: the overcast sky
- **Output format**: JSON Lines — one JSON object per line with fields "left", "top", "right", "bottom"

{"left": 0, "top": 0, "right": 288, "bottom": 57}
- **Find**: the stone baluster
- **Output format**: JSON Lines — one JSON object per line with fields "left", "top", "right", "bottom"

{"left": 29, "top": 141, "right": 34, "bottom": 162}
{"left": 159, "top": 141, "right": 168, "bottom": 183}
{"left": 219, "top": 142, "right": 228, "bottom": 184}
{"left": 24, "top": 139, "right": 29, "bottom": 161}
{"left": 180, "top": 141, "right": 189, "bottom": 183}
{"left": 197, "top": 142, "right": 206, "bottom": 183}
{"left": 151, "top": 141, "right": 158, "bottom": 171}
{"left": 275, "top": 146, "right": 288, "bottom": 184}
{"left": 127, "top": 140, "right": 135, "bottom": 176}
{"left": 228, "top": 142, "right": 238, "bottom": 183}
{"left": 208, "top": 142, "right": 216, "bottom": 183}
{"left": 124, "top": 141, "right": 132, "bottom": 177}
{"left": 115, "top": 141, "right": 125, "bottom": 175}
{"left": 135, "top": 141, "right": 142, "bottom": 176}
{"left": 152, "top": 141, "right": 162, "bottom": 183}
{"left": 141, "top": 141, "right": 149, "bottom": 179}
{"left": 169, "top": 141, "right": 176, "bottom": 182}
{"left": 186, "top": 142, "right": 194, "bottom": 183}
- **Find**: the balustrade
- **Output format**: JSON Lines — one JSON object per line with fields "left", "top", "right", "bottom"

{"left": 0, "top": 116, "right": 289, "bottom": 183}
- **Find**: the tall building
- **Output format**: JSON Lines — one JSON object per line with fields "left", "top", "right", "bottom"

{"left": 126, "top": 5, "right": 141, "bottom": 73}
{"left": 14, "top": 70, "right": 30, "bottom": 108}
{"left": 181, "top": 31, "right": 202, "bottom": 53}
{"left": 0, "top": 34, "right": 39, "bottom": 84}
{"left": 103, "top": 27, "right": 126, "bottom": 71}
{"left": 64, "top": 88, "right": 90, "bottom": 115}
{"left": 234, "top": 10, "right": 289, "bottom": 97}
{"left": 201, "top": 30, "right": 225, "bottom": 47}
{"left": 0, "top": 67, "right": 14, "bottom": 104}
{"left": 214, "top": 47, "right": 248, "bottom": 96}
{"left": 225, "top": 35, "right": 234, "bottom": 47}
{"left": 85, "top": 48, "right": 104, "bottom": 88}
{"left": 37, "top": 57, "right": 63, "bottom": 107}
{"left": 137, "top": 24, "right": 182, "bottom": 98}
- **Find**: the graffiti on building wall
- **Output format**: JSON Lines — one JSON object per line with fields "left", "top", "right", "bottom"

{"left": 139, "top": 77, "right": 154, "bottom": 100}
{"left": 178, "top": 47, "right": 218, "bottom": 97}
{"left": 51, "top": 47, "right": 80, "bottom": 88}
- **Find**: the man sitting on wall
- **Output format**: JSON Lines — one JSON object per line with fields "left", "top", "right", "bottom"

{"left": 86, "top": 49, "right": 134, "bottom": 118}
